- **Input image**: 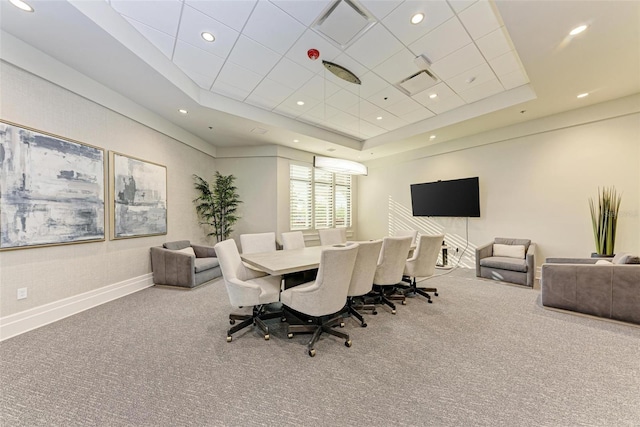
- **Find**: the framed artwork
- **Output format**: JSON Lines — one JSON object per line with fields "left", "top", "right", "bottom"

{"left": 0, "top": 120, "right": 106, "bottom": 250}
{"left": 110, "top": 152, "right": 167, "bottom": 239}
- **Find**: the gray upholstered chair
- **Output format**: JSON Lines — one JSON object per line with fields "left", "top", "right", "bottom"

{"left": 281, "top": 231, "right": 305, "bottom": 250}
{"left": 370, "top": 236, "right": 413, "bottom": 314}
{"left": 150, "top": 240, "right": 221, "bottom": 288}
{"left": 214, "top": 239, "right": 283, "bottom": 342}
{"left": 476, "top": 238, "right": 536, "bottom": 287}
{"left": 346, "top": 239, "right": 383, "bottom": 327}
{"left": 318, "top": 227, "right": 347, "bottom": 246}
{"left": 281, "top": 243, "right": 359, "bottom": 357}
{"left": 398, "top": 234, "right": 444, "bottom": 302}
{"left": 240, "top": 232, "right": 277, "bottom": 254}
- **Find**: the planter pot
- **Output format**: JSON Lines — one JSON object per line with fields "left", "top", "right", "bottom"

{"left": 591, "top": 253, "right": 615, "bottom": 259}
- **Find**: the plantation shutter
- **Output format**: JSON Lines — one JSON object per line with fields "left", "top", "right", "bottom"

{"left": 314, "top": 169, "right": 333, "bottom": 229}
{"left": 334, "top": 173, "right": 351, "bottom": 228}
{"left": 290, "top": 164, "right": 312, "bottom": 230}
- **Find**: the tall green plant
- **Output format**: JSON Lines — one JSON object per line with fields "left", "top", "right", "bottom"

{"left": 589, "top": 186, "right": 622, "bottom": 256}
{"left": 193, "top": 172, "right": 241, "bottom": 242}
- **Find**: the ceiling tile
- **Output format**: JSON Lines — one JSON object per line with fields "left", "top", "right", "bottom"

{"left": 110, "top": 0, "right": 182, "bottom": 36}
{"left": 186, "top": 0, "right": 257, "bottom": 32}
{"left": 499, "top": 68, "right": 529, "bottom": 90}
{"left": 357, "top": 71, "right": 390, "bottom": 98}
{"left": 248, "top": 78, "right": 295, "bottom": 105}
{"left": 458, "top": 78, "right": 503, "bottom": 103}
{"left": 267, "top": 57, "right": 315, "bottom": 91}
{"left": 345, "top": 99, "right": 380, "bottom": 117}
{"left": 216, "top": 62, "right": 263, "bottom": 94}
{"left": 243, "top": 1, "right": 306, "bottom": 55}
{"left": 446, "top": 62, "right": 496, "bottom": 93}
{"left": 475, "top": 26, "right": 512, "bottom": 60}
{"left": 296, "top": 75, "right": 342, "bottom": 100}
{"left": 359, "top": 0, "right": 401, "bottom": 20}
{"left": 326, "top": 112, "right": 359, "bottom": 127}
{"left": 382, "top": 0, "right": 454, "bottom": 46}
{"left": 285, "top": 29, "right": 343, "bottom": 72}
{"left": 489, "top": 51, "right": 521, "bottom": 77}
{"left": 367, "top": 85, "right": 409, "bottom": 109}
{"left": 325, "top": 89, "right": 361, "bottom": 111}
{"left": 227, "top": 35, "right": 280, "bottom": 76}
{"left": 301, "top": 103, "right": 341, "bottom": 121}
{"left": 271, "top": 0, "right": 332, "bottom": 26}
{"left": 211, "top": 80, "right": 251, "bottom": 101}
{"left": 173, "top": 40, "right": 224, "bottom": 87}
{"left": 356, "top": 120, "right": 386, "bottom": 138}
{"left": 372, "top": 113, "right": 408, "bottom": 131}
{"left": 409, "top": 17, "right": 472, "bottom": 62}
{"left": 181, "top": 67, "right": 216, "bottom": 90}
{"left": 345, "top": 23, "right": 404, "bottom": 69}
{"left": 245, "top": 93, "right": 281, "bottom": 110}
{"left": 123, "top": 17, "right": 175, "bottom": 59}
{"left": 412, "top": 82, "right": 457, "bottom": 105}
{"left": 420, "top": 93, "right": 465, "bottom": 114}
{"left": 447, "top": 0, "right": 477, "bottom": 14}
{"left": 458, "top": 0, "right": 501, "bottom": 40}
{"left": 373, "top": 48, "right": 420, "bottom": 85}
{"left": 278, "top": 91, "right": 322, "bottom": 114}
{"left": 272, "top": 104, "right": 300, "bottom": 119}
{"left": 382, "top": 97, "right": 423, "bottom": 117}
{"left": 430, "top": 43, "right": 485, "bottom": 81}
{"left": 178, "top": 5, "right": 239, "bottom": 59}
{"left": 402, "top": 107, "right": 435, "bottom": 123}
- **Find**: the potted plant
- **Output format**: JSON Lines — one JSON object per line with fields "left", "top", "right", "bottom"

{"left": 193, "top": 172, "right": 241, "bottom": 242}
{"left": 589, "top": 186, "right": 622, "bottom": 257}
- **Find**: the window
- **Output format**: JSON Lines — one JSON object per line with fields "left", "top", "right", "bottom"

{"left": 290, "top": 164, "right": 352, "bottom": 231}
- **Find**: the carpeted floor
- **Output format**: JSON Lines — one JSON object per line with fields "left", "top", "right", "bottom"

{"left": 1, "top": 268, "right": 639, "bottom": 426}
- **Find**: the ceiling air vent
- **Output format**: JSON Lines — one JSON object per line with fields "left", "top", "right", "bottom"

{"left": 312, "top": 0, "right": 376, "bottom": 49}
{"left": 397, "top": 55, "right": 438, "bottom": 96}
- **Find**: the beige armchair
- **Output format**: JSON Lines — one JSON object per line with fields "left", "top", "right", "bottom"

{"left": 150, "top": 240, "right": 221, "bottom": 288}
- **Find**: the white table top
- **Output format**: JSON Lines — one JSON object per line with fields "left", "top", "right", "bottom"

{"left": 241, "top": 246, "right": 328, "bottom": 276}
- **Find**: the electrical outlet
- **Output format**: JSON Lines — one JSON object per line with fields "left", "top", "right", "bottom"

{"left": 17, "top": 288, "right": 28, "bottom": 300}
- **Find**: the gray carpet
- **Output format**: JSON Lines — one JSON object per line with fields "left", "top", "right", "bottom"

{"left": 1, "top": 268, "right": 639, "bottom": 426}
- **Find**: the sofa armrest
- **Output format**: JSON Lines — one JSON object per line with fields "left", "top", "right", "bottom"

{"left": 526, "top": 243, "right": 536, "bottom": 287}
{"left": 545, "top": 257, "right": 598, "bottom": 264}
{"left": 150, "top": 246, "right": 195, "bottom": 287}
{"left": 192, "top": 244, "right": 216, "bottom": 258}
{"left": 475, "top": 242, "right": 493, "bottom": 275}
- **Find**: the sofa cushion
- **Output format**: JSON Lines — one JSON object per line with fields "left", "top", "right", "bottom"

{"left": 480, "top": 256, "right": 528, "bottom": 273}
{"left": 164, "top": 240, "right": 191, "bottom": 250}
{"left": 493, "top": 243, "right": 525, "bottom": 259}
{"left": 625, "top": 256, "right": 640, "bottom": 264}
{"left": 176, "top": 246, "right": 196, "bottom": 257}
{"left": 595, "top": 259, "right": 613, "bottom": 265}
{"left": 495, "top": 237, "right": 531, "bottom": 252}
{"left": 194, "top": 257, "right": 220, "bottom": 273}
{"left": 612, "top": 253, "right": 632, "bottom": 264}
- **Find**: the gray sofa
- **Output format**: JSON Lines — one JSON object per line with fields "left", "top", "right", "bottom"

{"left": 150, "top": 240, "right": 221, "bottom": 288}
{"left": 476, "top": 238, "right": 536, "bottom": 287}
{"left": 540, "top": 256, "right": 640, "bottom": 325}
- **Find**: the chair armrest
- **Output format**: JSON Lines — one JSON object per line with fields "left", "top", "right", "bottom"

{"left": 475, "top": 242, "right": 493, "bottom": 275}
{"left": 192, "top": 244, "right": 216, "bottom": 258}
{"left": 150, "top": 247, "right": 195, "bottom": 287}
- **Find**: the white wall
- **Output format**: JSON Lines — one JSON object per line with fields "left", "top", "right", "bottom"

{"left": 0, "top": 62, "right": 217, "bottom": 321}
{"left": 357, "top": 98, "right": 640, "bottom": 268}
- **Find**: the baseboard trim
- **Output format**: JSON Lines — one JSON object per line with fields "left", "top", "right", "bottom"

{"left": 0, "top": 274, "right": 154, "bottom": 341}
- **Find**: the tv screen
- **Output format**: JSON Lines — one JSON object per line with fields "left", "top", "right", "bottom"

{"left": 410, "top": 177, "right": 480, "bottom": 217}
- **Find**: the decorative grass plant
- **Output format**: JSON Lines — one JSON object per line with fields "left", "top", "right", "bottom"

{"left": 589, "top": 186, "right": 622, "bottom": 256}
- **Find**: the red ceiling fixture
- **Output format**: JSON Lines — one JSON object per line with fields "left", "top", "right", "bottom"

{"left": 307, "top": 48, "right": 320, "bottom": 60}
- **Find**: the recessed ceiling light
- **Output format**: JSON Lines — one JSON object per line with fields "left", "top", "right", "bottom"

{"left": 577, "top": 92, "right": 589, "bottom": 98}
{"left": 376, "top": 116, "right": 383, "bottom": 120}
{"left": 201, "top": 32, "right": 215, "bottom": 42}
{"left": 569, "top": 25, "right": 588, "bottom": 36}
{"left": 429, "top": 93, "right": 438, "bottom": 99}
{"left": 9, "top": 0, "right": 34, "bottom": 12}
{"left": 296, "top": 101, "right": 305, "bottom": 106}
{"left": 429, "top": 135, "right": 436, "bottom": 140}
{"left": 178, "top": 109, "right": 188, "bottom": 114}
{"left": 293, "top": 139, "right": 299, "bottom": 143}
{"left": 410, "top": 13, "right": 424, "bottom": 25}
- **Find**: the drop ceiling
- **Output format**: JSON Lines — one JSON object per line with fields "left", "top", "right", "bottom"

{"left": 0, "top": 0, "right": 639, "bottom": 160}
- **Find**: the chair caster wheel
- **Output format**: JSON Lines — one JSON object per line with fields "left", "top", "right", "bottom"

{"left": 226, "top": 336, "right": 232, "bottom": 342}
{"left": 345, "top": 340, "right": 352, "bottom": 348}
{"left": 264, "top": 334, "right": 270, "bottom": 340}
{"left": 281, "top": 317, "right": 287, "bottom": 322}
{"left": 361, "top": 323, "right": 367, "bottom": 328}
{"left": 428, "top": 299, "right": 433, "bottom": 303}
{"left": 287, "top": 333, "right": 294, "bottom": 339}
{"left": 372, "top": 311, "right": 378, "bottom": 315}
{"left": 339, "top": 322, "right": 345, "bottom": 328}
{"left": 308, "top": 349, "right": 316, "bottom": 357}
{"left": 229, "top": 319, "right": 235, "bottom": 325}
{"left": 434, "top": 292, "right": 439, "bottom": 297}
{"left": 401, "top": 300, "right": 407, "bottom": 305}
{"left": 391, "top": 309, "right": 397, "bottom": 315}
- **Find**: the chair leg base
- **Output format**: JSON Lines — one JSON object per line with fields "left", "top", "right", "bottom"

{"left": 284, "top": 307, "right": 351, "bottom": 356}
{"left": 226, "top": 305, "right": 283, "bottom": 341}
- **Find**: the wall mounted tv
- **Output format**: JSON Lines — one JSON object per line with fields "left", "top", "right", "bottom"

{"left": 410, "top": 177, "right": 480, "bottom": 217}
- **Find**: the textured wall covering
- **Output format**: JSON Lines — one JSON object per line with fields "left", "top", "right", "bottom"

{"left": 0, "top": 62, "right": 217, "bottom": 317}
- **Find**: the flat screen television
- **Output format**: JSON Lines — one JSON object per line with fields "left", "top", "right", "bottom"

{"left": 410, "top": 177, "right": 480, "bottom": 217}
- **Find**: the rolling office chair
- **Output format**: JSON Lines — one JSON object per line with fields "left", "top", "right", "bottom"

{"left": 214, "top": 239, "right": 283, "bottom": 342}
{"left": 370, "top": 236, "right": 413, "bottom": 314}
{"left": 281, "top": 244, "right": 359, "bottom": 357}
{"left": 346, "top": 239, "right": 383, "bottom": 327}
{"left": 394, "top": 229, "right": 418, "bottom": 245}
{"left": 281, "top": 231, "right": 305, "bottom": 250}
{"left": 398, "top": 234, "right": 444, "bottom": 302}
{"left": 318, "top": 228, "right": 347, "bottom": 246}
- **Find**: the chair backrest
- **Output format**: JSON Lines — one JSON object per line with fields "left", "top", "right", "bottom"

{"left": 318, "top": 228, "right": 347, "bottom": 246}
{"left": 296, "top": 244, "right": 359, "bottom": 317}
{"left": 240, "top": 232, "right": 276, "bottom": 254}
{"left": 373, "top": 236, "right": 413, "bottom": 286}
{"left": 405, "top": 234, "right": 444, "bottom": 278}
{"left": 394, "top": 229, "right": 418, "bottom": 244}
{"left": 348, "top": 239, "right": 383, "bottom": 297}
{"left": 214, "top": 239, "right": 261, "bottom": 306}
{"left": 281, "top": 231, "right": 305, "bottom": 250}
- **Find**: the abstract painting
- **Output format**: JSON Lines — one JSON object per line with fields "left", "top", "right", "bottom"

{"left": 110, "top": 152, "right": 166, "bottom": 239}
{"left": 0, "top": 121, "right": 105, "bottom": 250}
